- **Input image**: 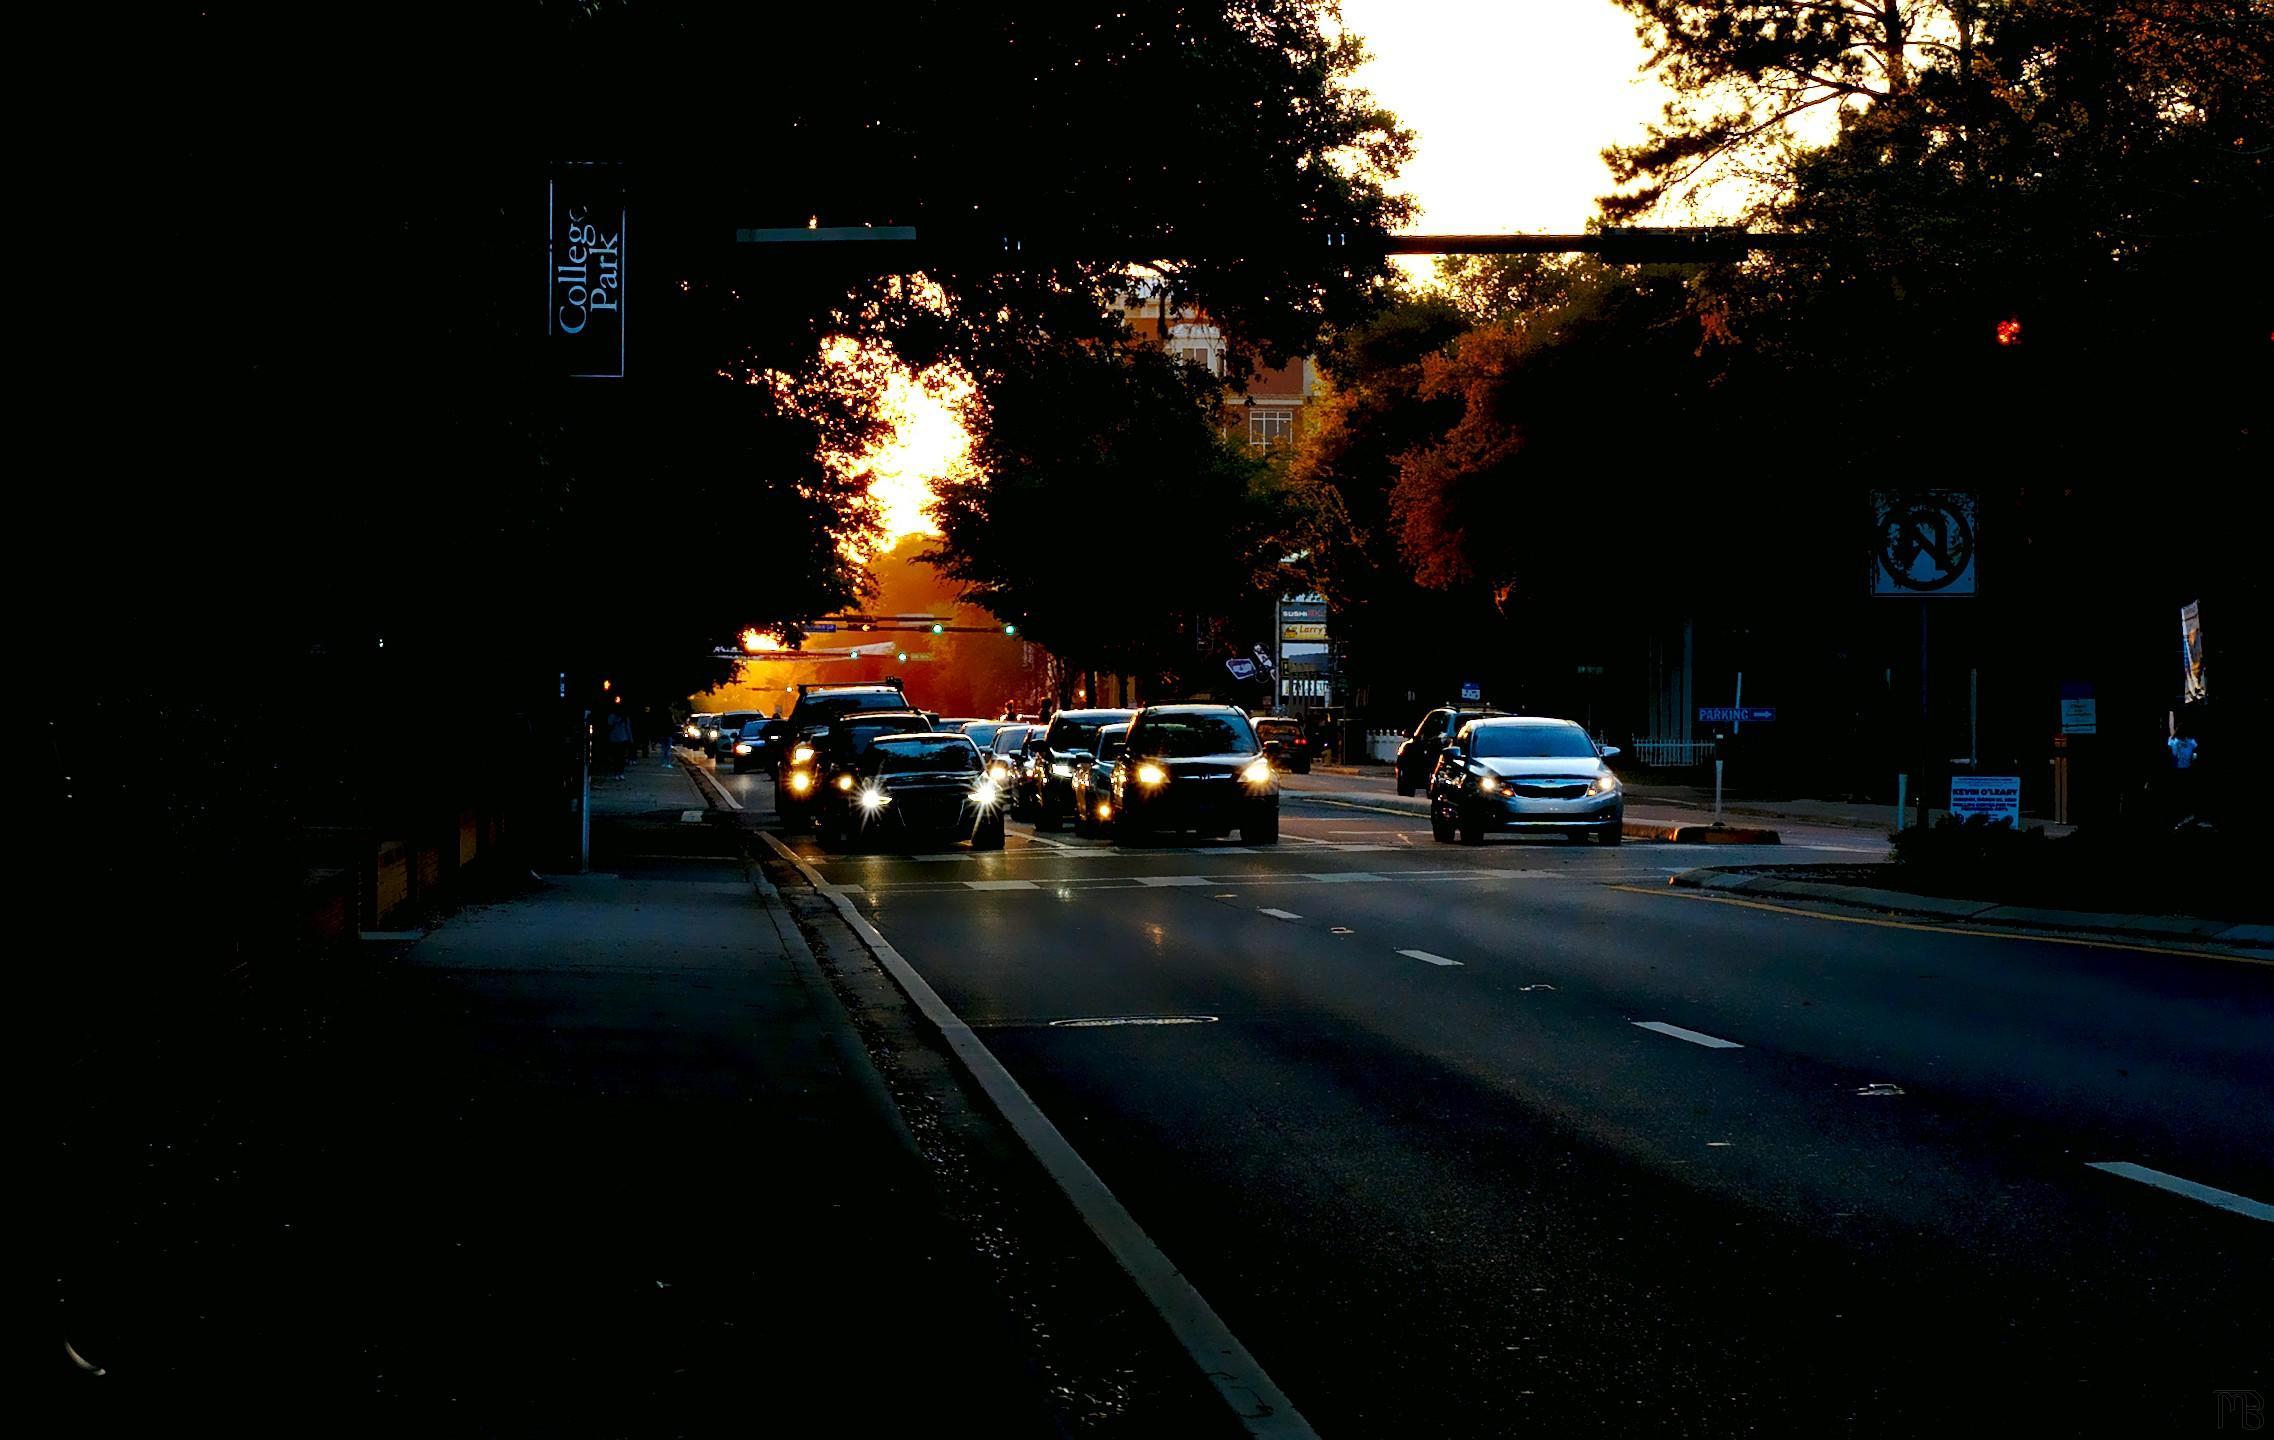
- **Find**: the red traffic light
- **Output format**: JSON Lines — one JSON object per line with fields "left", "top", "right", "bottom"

{"left": 1994, "top": 317, "right": 2023, "bottom": 347}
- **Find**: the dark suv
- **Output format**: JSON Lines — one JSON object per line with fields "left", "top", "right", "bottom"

{"left": 1019, "top": 708, "right": 1137, "bottom": 831}
{"left": 1111, "top": 704, "right": 1278, "bottom": 845}
{"left": 777, "top": 706, "right": 931, "bottom": 828}
{"left": 1395, "top": 705, "right": 1510, "bottom": 795}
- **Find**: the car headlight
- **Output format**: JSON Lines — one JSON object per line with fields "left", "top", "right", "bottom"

{"left": 1477, "top": 772, "right": 1501, "bottom": 793}
{"left": 1136, "top": 763, "right": 1167, "bottom": 787}
{"left": 971, "top": 778, "right": 1000, "bottom": 806}
{"left": 789, "top": 771, "right": 812, "bottom": 794}
{"left": 836, "top": 773, "right": 856, "bottom": 791}
{"left": 1051, "top": 761, "right": 1075, "bottom": 778}
{"left": 1240, "top": 759, "right": 1273, "bottom": 785}
{"left": 791, "top": 744, "right": 815, "bottom": 765}
{"left": 734, "top": 742, "right": 752, "bottom": 755}
{"left": 1591, "top": 772, "right": 1620, "bottom": 796}
{"left": 858, "top": 786, "right": 888, "bottom": 811}
{"left": 1096, "top": 801, "right": 1113, "bottom": 820}
{"left": 989, "top": 761, "right": 1012, "bottom": 783}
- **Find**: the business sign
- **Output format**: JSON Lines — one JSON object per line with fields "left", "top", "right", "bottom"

{"left": 2181, "top": 601, "right": 2207, "bottom": 702}
{"left": 1948, "top": 775, "right": 2022, "bottom": 827}
{"left": 1871, "top": 491, "right": 1977, "bottom": 596}
{"left": 1280, "top": 642, "right": 1331, "bottom": 677}
{"left": 1278, "top": 601, "right": 1327, "bottom": 624}
{"left": 1459, "top": 681, "right": 1482, "bottom": 702}
{"left": 1281, "top": 678, "right": 1329, "bottom": 699}
{"left": 1698, "top": 705, "right": 1776, "bottom": 724}
{"left": 2059, "top": 682, "right": 2096, "bottom": 735}
{"left": 1225, "top": 657, "right": 1258, "bottom": 680}
{"left": 548, "top": 166, "right": 625, "bottom": 378}
{"left": 1282, "top": 622, "right": 1329, "bottom": 641}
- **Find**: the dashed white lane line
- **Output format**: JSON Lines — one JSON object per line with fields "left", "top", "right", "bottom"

{"left": 1397, "top": 948, "right": 1463, "bottom": 967}
{"left": 1258, "top": 907, "right": 1304, "bottom": 921}
{"left": 1136, "top": 875, "right": 1214, "bottom": 887}
{"left": 2087, "top": 1162, "right": 2274, "bottom": 1223}
{"left": 1023, "top": 832, "right": 1078, "bottom": 850}
{"left": 1305, "top": 871, "right": 1386, "bottom": 883}
{"left": 680, "top": 809, "right": 705, "bottom": 823}
{"left": 1633, "top": 1020, "right": 1745, "bottom": 1050}
{"left": 965, "top": 879, "right": 1041, "bottom": 892}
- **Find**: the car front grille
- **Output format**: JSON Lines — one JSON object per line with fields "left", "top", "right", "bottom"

{"left": 1510, "top": 780, "right": 1593, "bottom": 799}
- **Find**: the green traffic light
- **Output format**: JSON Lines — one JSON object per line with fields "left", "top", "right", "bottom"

{"left": 931, "top": 623, "right": 945, "bottom": 634}
{"left": 1003, "top": 624, "right": 1018, "bottom": 636}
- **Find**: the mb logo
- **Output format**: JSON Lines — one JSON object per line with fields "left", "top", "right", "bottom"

{"left": 2218, "top": 1390, "right": 2266, "bottom": 1431}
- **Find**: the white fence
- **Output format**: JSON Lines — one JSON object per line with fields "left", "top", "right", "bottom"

{"left": 1626, "top": 738, "right": 1719, "bottom": 769}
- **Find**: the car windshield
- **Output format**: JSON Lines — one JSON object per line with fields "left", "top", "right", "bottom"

{"left": 804, "top": 691, "right": 910, "bottom": 720}
{"left": 1096, "top": 727, "right": 1128, "bottom": 760}
{"left": 874, "top": 738, "right": 980, "bottom": 773}
{"left": 719, "top": 713, "right": 758, "bottom": 728}
{"left": 1467, "top": 724, "right": 1598, "bottom": 759}
{"left": 1046, "top": 715, "right": 1132, "bottom": 752}
{"left": 1254, "top": 719, "right": 1298, "bottom": 739}
{"left": 1134, "top": 713, "right": 1257, "bottom": 757}
{"left": 833, "top": 719, "right": 927, "bottom": 752}
{"left": 738, "top": 720, "right": 768, "bottom": 738}
{"left": 992, "top": 728, "right": 1030, "bottom": 754}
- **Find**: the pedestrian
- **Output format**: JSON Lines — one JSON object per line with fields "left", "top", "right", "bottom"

{"left": 2166, "top": 723, "right": 2200, "bottom": 827}
{"left": 605, "top": 706, "right": 632, "bottom": 776}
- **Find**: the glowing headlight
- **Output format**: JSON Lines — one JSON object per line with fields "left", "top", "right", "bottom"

{"left": 1051, "top": 762, "right": 1075, "bottom": 778}
{"left": 989, "top": 761, "right": 1012, "bottom": 783}
{"left": 1477, "top": 773, "right": 1501, "bottom": 793}
{"left": 1591, "top": 772, "right": 1620, "bottom": 795}
{"left": 1135, "top": 763, "right": 1167, "bottom": 787}
{"left": 734, "top": 742, "right": 753, "bottom": 755}
{"left": 791, "top": 744, "right": 816, "bottom": 765}
{"left": 1096, "top": 802, "right": 1112, "bottom": 820}
{"left": 836, "top": 773, "right": 856, "bottom": 791}
{"left": 971, "top": 779, "right": 1000, "bottom": 806}
{"left": 1240, "top": 759, "right": 1273, "bottom": 785}
{"left": 858, "top": 787, "right": 888, "bottom": 812}
{"left": 789, "top": 771, "right": 812, "bottom": 794}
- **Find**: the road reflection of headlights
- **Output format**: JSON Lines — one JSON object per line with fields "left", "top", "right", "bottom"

{"left": 1051, "top": 762, "right": 1074, "bottom": 778}
{"left": 1136, "top": 763, "right": 1167, "bottom": 787}
{"left": 858, "top": 787, "right": 888, "bottom": 812}
{"left": 1240, "top": 759, "right": 1273, "bottom": 785}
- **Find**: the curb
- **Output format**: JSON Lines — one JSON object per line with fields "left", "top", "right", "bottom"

{"left": 1286, "top": 791, "right": 1778, "bottom": 845}
{"left": 1668, "top": 867, "right": 2271, "bottom": 951}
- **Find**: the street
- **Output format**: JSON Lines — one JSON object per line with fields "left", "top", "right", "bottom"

{"left": 711, "top": 756, "right": 2273, "bottom": 1436}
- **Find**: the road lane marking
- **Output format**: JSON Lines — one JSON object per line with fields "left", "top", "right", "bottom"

{"left": 2087, "top": 1162, "right": 2274, "bottom": 1223}
{"left": 685, "top": 762, "right": 744, "bottom": 811}
{"left": 1304, "top": 871, "right": 1385, "bottom": 883}
{"left": 964, "top": 879, "right": 1041, "bottom": 891}
{"left": 1608, "top": 884, "right": 2274, "bottom": 966}
{"left": 1050, "top": 1015, "right": 1219, "bottom": 1028}
{"left": 1634, "top": 1021, "right": 1744, "bottom": 1049}
{"left": 1397, "top": 949, "right": 1462, "bottom": 967}
{"left": 755, "top": 831, "right": 1316, "bottom": 1438}
{"left": 1258, "top": 907, "right": 1303, "bottom": 921}
{"left": 1136, "top": 875, "right": 1213, "bottom": 887}
{"left": 1023, "top": 832, "right": 1077, "bottom": 850}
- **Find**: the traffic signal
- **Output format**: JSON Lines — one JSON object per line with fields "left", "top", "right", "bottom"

{"left": 1003, "top": 623, "right": 1018, "bottom": 636}
{"left": 930, "top": 623, "right": 945, "bottom": 635}
{"left": 897, "top": 651, "right": 909, "bottom": 663}
{"left": 1995, "top": 316, "right": 2022, "bottom": 347}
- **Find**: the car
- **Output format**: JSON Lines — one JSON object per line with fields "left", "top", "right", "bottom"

{"left": 1251, "top": 715, "right": 1313, "bottom": 774}
{"left": 957, "top": 720, "right": 1007, "bottom": 753}
{"left": 982, "top": 724, "right": 1033, "bottom": 788}
{"left": 1019, "top": 708, "right": 1137, "bottom": 831}
{"left": 709, "top": 710, "right": 762, "bottom": 761}
{"left": 1395, "top": 704, "right": 1511, "bottom": 795}
{"left": 1069, "top": 722, "right": 1130, "bottom": 836}
{"left": 685, "top": 712, "right": 719, "bottom": 749}
{"left": 771, "top": 680, "right": 918, "bottom": 785}
{"left": 729, "top": 717, "right": 789, "bottom": 774}
{"left": 815, "top": 732, "right": 1004, "bottom": 851}
{"left": 1426, "top": 716, "right": 1623, "bottom": 846}
{"left": 1111, "top": 704, "right": 1278, "bottom": 845}
{"left": 778, "top": 709, "right": 934, "bottom": 829}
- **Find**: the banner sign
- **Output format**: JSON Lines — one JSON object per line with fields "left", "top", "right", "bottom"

{"left": 548, "top": 166, "right": 626, "bottom": 378}
{"left": 2181, "top": 601, "right": 2206, "bottom": 702}
{"left": 1871, "top": 491, "right": 1977, "bottom": 596}
{"left": 1948, "top": 775, "right": 2022, "bottom": 828}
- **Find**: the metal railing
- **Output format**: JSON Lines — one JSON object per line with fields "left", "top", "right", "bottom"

{"left": 1627, "top": 738, "right": 1719, "bottom": 769}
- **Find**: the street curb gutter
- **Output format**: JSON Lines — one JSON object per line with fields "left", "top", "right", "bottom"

{"left": 1293, "top": 794, "right": 1778, "bottom": 845}
{"left": 1669, "top": 867, "right": 2272, "bottom": 951}
{"left": 755, "top": 829, "right": 1317, "bottom": 1439}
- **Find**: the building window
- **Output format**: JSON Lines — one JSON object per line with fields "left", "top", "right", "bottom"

{"left": 1170, "top": 341, "right": 1221, "bottom": 376}
{"left": 1247, "top": 406, "right": 1295, "bottom": 449}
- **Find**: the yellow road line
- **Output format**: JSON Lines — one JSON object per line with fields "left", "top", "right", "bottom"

{"left": 1604, "top": 884, "right": 2274, "bottom": 968}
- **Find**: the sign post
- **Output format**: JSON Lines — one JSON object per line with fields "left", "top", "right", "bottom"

{"left": 1872, "top": 491, "right": 1979, "bottom": 829}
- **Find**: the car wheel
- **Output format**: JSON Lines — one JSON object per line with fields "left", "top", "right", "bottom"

{"left": 1242, "top": 807, "right": 1279, "bottom": 846}
{"left": 1430, "top": 799, "right": 1456, "bottom": 844}
{"left": 1458, "top": 806, "right": 1485, "bottom": 845}
{"left": 1597, "top": 823, "right": 1623, "bottom": 847}
{"left": 1295, "top": 759, "right": 1311, "bottom": 774}
{"left": 1034, "top": 804, "right": 1061, "bottom": 833}
{"left": 972, "top": 815, "right": 1005, "bottom": 850}
{"left": 1396, "top": 768, "right": 1415, "bottom": 797}
{"left": 1114, "top": 811, "right": 1148, "bottom": 846}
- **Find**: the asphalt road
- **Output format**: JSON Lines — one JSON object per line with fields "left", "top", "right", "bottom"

{"left": 711, "top": 755, "right": 2273, "bottom": 1436}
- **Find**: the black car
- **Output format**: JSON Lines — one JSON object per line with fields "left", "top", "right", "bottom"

{"left": 1427, "top": 716, "right": 1624, "bottom": 845}
{"left": 1394, "top": 704, "right": 1511, "bottom": 795}
{"left": 771, "top": 681, "right": 916, "bottom": 784}
{"left": 1111, "top": 704, "right": 1278, "bottom": 845}
{"left": 1019, "top": 708, "right": 1137, "bottom": 831}
{"left": 1069, "top": 722, "right": 1130, "bottom": 836}
{"left": 729, "top": 717, "right": 787, "bottom": 774}
{"left": 777, "top": 709, "right": 933, "bottom": 828}
{"left": 709, "top": 710, "right": 762, "bottom": 761}
{"left": 817, "top": 732, "right": 1004, "bottom": 851}
{"left": 1252, "top": 715, "right": 1313, "bottom": 774}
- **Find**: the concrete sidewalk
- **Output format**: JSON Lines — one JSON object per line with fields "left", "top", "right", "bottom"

{"left": 63, "top": 758, "right": 1051, "bottom": 1433}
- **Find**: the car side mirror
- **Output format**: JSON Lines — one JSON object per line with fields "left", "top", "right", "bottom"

{"left": 1599, "top": 745, "right": 1621, "bottom": 759}
{"left": 1441, "top": 745, "right": 1463, "bottom": 763}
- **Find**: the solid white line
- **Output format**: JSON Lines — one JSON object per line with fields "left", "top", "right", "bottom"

{"left": 686, "top": 762, "right": 744, "bottom": 811}
{"left": 1633, "top": 1020, "right": 1744, "bottom": 1050}
{"left": 1303, "top": 871, "right": 1385, "bottom": 884}
{"left": 1257, "top": 907, "right": 1303, "bottom": 921}
{"left": 964, "top": 879, "right": 1041, "bottom": 892}
{"left": 1397, "top": 948, "right": 1462, "bottom": 967}
{"left": 1137, "top": 875, "right": 1214, "bottom": 887}
{"left": 2087, "top": 1162, "right": 2274, "bottom": 1223}
{"left": 755, "top": 831, "right": 1315, "bottom": 1437}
